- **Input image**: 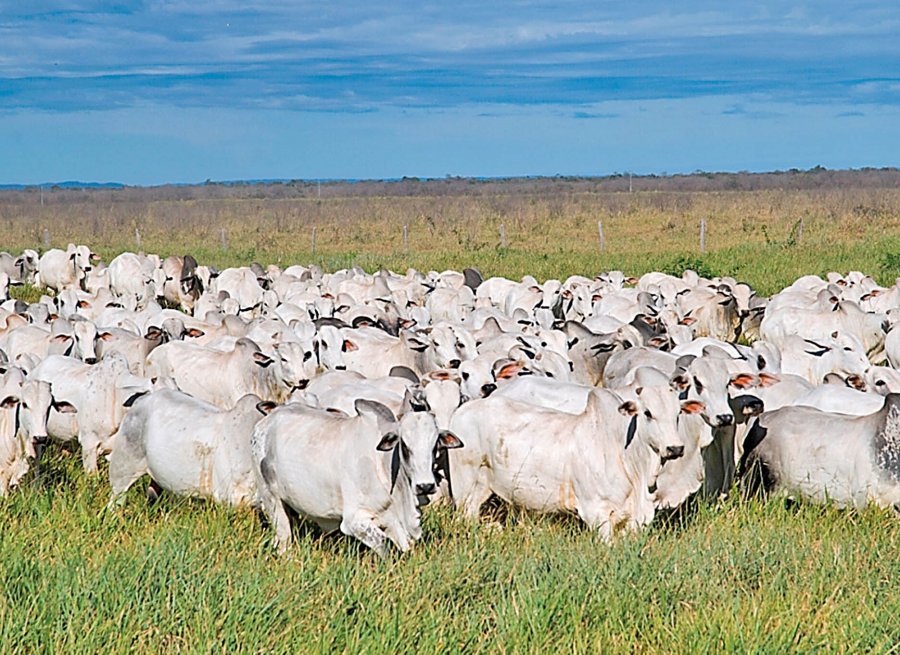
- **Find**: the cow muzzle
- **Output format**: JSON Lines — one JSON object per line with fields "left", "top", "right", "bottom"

{"left": 32, "top": 435, "right": 49, "bottom": 446}
{"left": 715, "top": 414, "right": 734, "bottom": 427}
{"left": 415, "top": 482, "right": 437, "bottom": 496}
{"left": 663, "top": 445, "right": 684, "bottom": 461}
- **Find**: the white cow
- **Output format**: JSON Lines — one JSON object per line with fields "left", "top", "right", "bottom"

{"left": 0, "top": 367, "right": 75, "bottom": 493}
{"left": 146, "top": 338, "right": 294, "bottom": 408}
{"left": 742, "top": 394, "right": 900, "bottom": 509}
{"left": 36, "top": 244, "right": 96, "bottom": 292}
{"left": 448, "top": 383, "right": 695, "bottom": 539}
{"left": 31, "top": 352, "right": 149, "bottom": 472}
{"left": 108, "top": 390, "right": 272, "bottom": 507}
{"left": 252, "top": 399, "right": 462, "bottom": 555}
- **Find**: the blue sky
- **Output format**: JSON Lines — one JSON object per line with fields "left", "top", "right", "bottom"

{"left": 1, "top": 1, "right": 899, "bottom": 185}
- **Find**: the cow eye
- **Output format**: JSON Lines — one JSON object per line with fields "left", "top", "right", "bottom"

{"left": 22, "top": 402, "right": 29, "bottom": 409}
{"left": 693, "top": 377, "right": 704, "bottom": 393}
{"left": 877, "top": 380, "right": 886, "bottom": 386}
{"left": 433, "top": 342, "right": 440, "bottom": 347}
{"left": 461, "top": 371, "right": 469, "bottom": 380}
{"left": 456, "top": 341, "right": 464, "bottom": 350}
{"left": 644, "top": 410, "right": 652, "bottom": 419}
{"left": 303, "top": 351, "right": 312, "bottom": 361}
{"left": 843, "top": 347, "right": 852, "bottom": 352}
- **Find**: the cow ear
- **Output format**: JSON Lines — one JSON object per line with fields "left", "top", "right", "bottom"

{"left": 342, "top": 339, "right": 358, "bottom": 353}
{"left": 729, "top": 373, "right": 757, "bottom": 390}
{"left": 679, "top": 316, "right": 697, "bottom": 326}
{"left": 647, "top": 336, "right": 667, "bottom": 349}
{"left": 51, "top": 334, "right": 72, "bottom": 343}
{"left": 670, "top": 373, "right": 689, "bottom": 391}
{"left": 122, "top": 391, "right": 148, "bottom": 407}
{"left": 144, "top": 327, "right": 163, "bottom": 340}
{"left": 52, "top": 400, "right": 78, "bottom": 414}
{"left": 437, "top": 430, "right": 464, "bottom": 450}
{"left": 404, "top": 336, "right": 429, "bottom": 353}
{"left": 252, "top": 352, "right": 274, "bottom": 367}
{"left": 256, "top": 400, "right": 277, "bottom": 415}
{"left": 1, "top": 395, "right": 20, "bottom": 409}
{"left": 375, "top": 432, "right": 400, "bottom": 452}
{"left": 618, "top": 401, "right": 637, "bottom": 416}
{"left": 495, "top": 360, "right": 525, "bottom": 380}
{"left": 98, "top": 331, "right": 114, "bottom": 342}
{"left": 681, "top": 400, "right": 705, "bottom": 415}
{"left": 186, "top": 328, "right": 205, "bottom": 338}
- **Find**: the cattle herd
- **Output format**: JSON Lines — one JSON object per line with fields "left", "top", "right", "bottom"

{"left": 2, "top": 243, "right": 900, "bottom": 556}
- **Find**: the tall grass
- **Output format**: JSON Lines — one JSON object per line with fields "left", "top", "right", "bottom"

{"left": 3, "top": 187, "right": 900, "bottom": 294}
{"left": 1, "top": 454, "right": 899, "bottom": 653}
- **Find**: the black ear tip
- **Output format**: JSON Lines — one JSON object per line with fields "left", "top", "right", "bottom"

{"left": 256, "top": 401, "right": 277, "bottom": 415}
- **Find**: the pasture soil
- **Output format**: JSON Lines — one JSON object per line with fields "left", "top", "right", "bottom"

{"left": 3, "top": 176, "right": 900, "bottom": 652}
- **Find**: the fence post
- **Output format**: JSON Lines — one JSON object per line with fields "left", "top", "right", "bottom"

{"left": 700, "top": 219, "right": 706, "bottom": 253}
{"left": 311, "top": 226, "right": 317, "bottom": 254}
{"left": 220, "top": 228, "right": 228, "bottom": 252}
{"left": 500, "top": 223, "right": 508, "bottom": 249}
{"left": 135, "top": 228, "right": 141, "bottom": 250}
{"left": 403, "top": 224, "right": 409, "bottom": 253}
{"left": 42, "top": 228, "right": 50, "bottom": 249}
{"left": 597, "top": 220, "right": 606, "bottom": 252}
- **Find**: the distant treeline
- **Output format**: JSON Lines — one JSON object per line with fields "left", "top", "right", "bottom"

{"left": 3, "top": 167, "right": 900, "bottom": 204}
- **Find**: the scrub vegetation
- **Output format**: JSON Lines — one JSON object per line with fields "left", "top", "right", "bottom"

{"left": 2, "top": 171, "right": 900, "bottom": 652}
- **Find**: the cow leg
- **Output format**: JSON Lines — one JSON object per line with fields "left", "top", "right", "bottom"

{"left": 340, "top": 513, "right": 389, "bottom": 557}
{"left": 256, "top": 481, "right": 293, "bottom": 555}
{"left": 455, "top": 475, "right": 493, "bottom": 518}
{"left": 382, "top": 514, "right": 415, "bottom": 553}
{"left": 580, "top": 504, "right": 616, "bottom": 542}
{"left": 107, "top": 440, "right": 148, "bottom": 509}
{"left": 449, "top": 458, "right": 492, "bottom": 518}
{"left": 79, "top": 432, "right": 102, "bottom": 474}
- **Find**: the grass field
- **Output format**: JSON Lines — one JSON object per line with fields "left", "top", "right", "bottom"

{"left": 3, "top": 182, "right": 900, "bottom": 652}
{"left": 3, "top": 185, "right": 900, "bottom": 294}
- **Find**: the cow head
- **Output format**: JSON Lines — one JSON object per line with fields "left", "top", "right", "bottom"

{"left": 421, "top": 370, "right": 462, "bottom": 430}
{"left": 671, "top": 356, "right": 749, "bottom": 428}
{"left": 359, "top": 398, "right": 463, "bottom": 505}
{"left": 20, "top": 380, "right": 76, "bottom": 455}
{"left": 622, "top": 369, "right": 699, "bottom": 462}
{"left": 314, "top": 325, "right": 348, "bottom": 371}
{"left": 272, "top": 341, "right": 316, "bottom": 392}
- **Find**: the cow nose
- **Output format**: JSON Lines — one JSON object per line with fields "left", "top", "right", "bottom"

{"left": 32, "top": 435, "right": 49, "bottom": 446}
{"left": 664, "top": 445, "right": 684, "bottom": 460}
{"left": 448, "top": 359, "right": 461, "bottom": 369}
{"left": 84, "top": 357, "right": 98, "bottom": 365}
{"left": 481, "top": 383, "right": 497, "bottom": 397}
{"left": 716, "top": 414, "right": 734, "bottom": 427}
{"left": 415, "top": 482, "right": 437, "bottom": 496}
